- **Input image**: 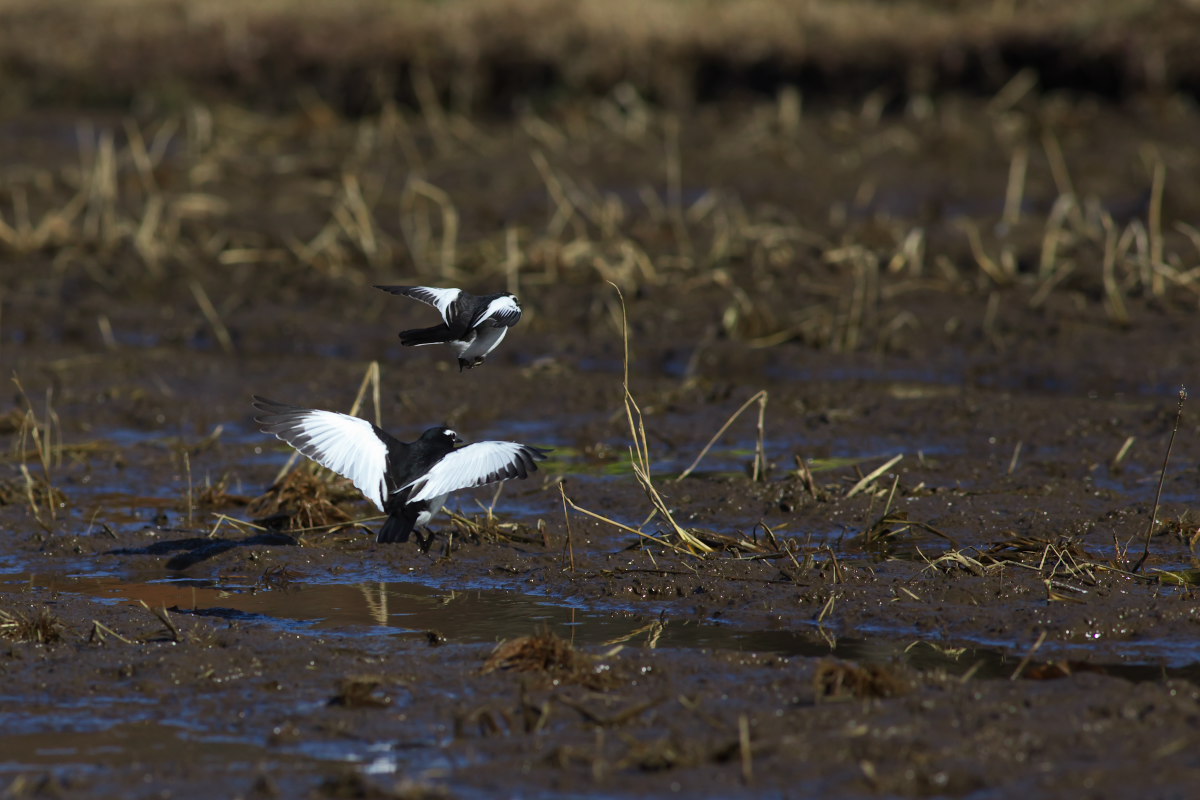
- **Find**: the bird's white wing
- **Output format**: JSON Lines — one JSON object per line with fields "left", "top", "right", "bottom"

{"left": 377, "top": 286, "right": 462, "bottom": 325}
{"left": 475, "top": 294, "right": 522, "bottom": 328}
{"left": 460, "top": 325, "right": 508, "bottom": 362}
{"left": 254, "top": 399, "right": 389, "bottom": 511}
{"left": 403, "top": 441, "right": 548, "bottom": 503}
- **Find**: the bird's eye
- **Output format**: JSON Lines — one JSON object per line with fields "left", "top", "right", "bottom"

{"left": 445, "top": 429, "right": 457, "bottom": 438}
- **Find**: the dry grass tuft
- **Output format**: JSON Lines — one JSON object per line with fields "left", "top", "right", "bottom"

{"left": 0, "top": 475, "right": 66, "bottom": 510}
{"left": 444, "top": 509, "right": 542, "bottom": 546}
{"left": 981, "top": 535, "right": 1103, "bottom": 593}
{"left": 193, "top": 475, "right": 249, "bottom": 509}
{"left": 328, "top": 675, "right": 393, "bottom": 709}
{"left": 0, "top": 606, "right": 65, "bottom": 644}
{"left": 611, "top": 285, "right": 715, "bottom": 555}
{"left": 482, "top": 628, "right": 616, "bottom": 689}
{"left": 860, "top": 510, "right": 957, "bottom": 552}
{"left": 246, "top": 467, "right": 360, "bottom": 532}
{"left": 561, "top": 287, "right": 720, "bottom": 557}
{"left": 9, "top": 376, "right": 67, "bottom": 532}
{"left": 922, "top": 548, "right": 992, "bottom": 578}
{"left": 814, "top": 659, "right": 908, "bottom": 701}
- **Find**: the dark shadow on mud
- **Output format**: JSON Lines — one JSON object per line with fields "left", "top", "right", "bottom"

{"left": 107, "top": 532, "right": 298, "bottom": 570}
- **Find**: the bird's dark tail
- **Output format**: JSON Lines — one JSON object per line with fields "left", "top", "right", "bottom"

{"left": 399, "top": 324, "right": 453, "bottom": 347}
{"left": 376, "top": 513, "right": 416, "bottom": 544}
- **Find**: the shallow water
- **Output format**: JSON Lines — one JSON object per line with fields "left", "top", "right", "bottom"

{"left": 11, "top": 568, "right": 1200, "bottom": 680}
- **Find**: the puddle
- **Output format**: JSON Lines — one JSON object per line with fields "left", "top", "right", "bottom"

{"left": 9, "top": 569, "right": 984, "bottom": 665}
{"left": 11, "top": 570, "right": 1200, "bottom": 685}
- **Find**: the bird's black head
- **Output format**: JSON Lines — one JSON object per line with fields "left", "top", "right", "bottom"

{"left": 421, "top": 426, "right": 463, "bottom": 447}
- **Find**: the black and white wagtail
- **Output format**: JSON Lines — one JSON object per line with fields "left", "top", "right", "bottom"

{"left": 253, "top": 396, "right": 549, "bottom": 545}
{"left": 374, "top": 285, "right": 522, "bottom": 371}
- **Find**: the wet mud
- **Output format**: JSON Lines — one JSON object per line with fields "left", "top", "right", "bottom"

{"left": 4, "top": 43, "right": 1200, "bottom": 798}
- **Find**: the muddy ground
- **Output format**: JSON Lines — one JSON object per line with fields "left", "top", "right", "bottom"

{"left": 4, "top": 14, "right": 1200, "bottom": 797}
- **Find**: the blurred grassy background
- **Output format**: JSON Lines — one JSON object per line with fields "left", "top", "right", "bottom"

{"left": 0, "top": 0, "right": 1194, "bottom": 113}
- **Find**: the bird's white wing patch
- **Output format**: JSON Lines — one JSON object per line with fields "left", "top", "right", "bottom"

{"left": 476, "top": 295, "right": 522, "bottom": 328}
{"left": 461, "top": 325, "right": 508, "bottom": 363}
{"left": 404, "top": 287, "right": 461, "bottom": 324}
{"left": 260, "top": 408, "right": 389, "bottom": 511}
{"left": 404, "top": 441, "right": 546, "bottom": 502}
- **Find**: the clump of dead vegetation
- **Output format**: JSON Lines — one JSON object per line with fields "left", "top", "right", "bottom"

{"left": 192, "top": 474, "right": 248, "bottom": 510}
{"left": 440, "top": 477, "right": 546, "bottom": 549}
{"left": 328, "top": 675, "right": 394, "bottom": 709}
{"left": 444, "top": 508, "right": 543, "bottom": 546}
{"left": 4, "top": 377, "right": 68, "bottom": 534}
{"left": 0, "top": 606, "right": 65, "bottom": 644}
{"left": 482, "top": 628, "right": 617, "bottom": 690}
{"left": 246, "top": 467, "right": 360, "bottom": 532}
{"left": 0, "top": 474, "right": 66, "bottom": 512}
{"left": 814, "top": 659, "right": 909, "bottom": 700}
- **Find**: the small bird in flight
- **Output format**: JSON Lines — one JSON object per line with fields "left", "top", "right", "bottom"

{"left": 253, "top": 396, "right": 549, "bottom": 545}
{"left": 375, "top": 285, "right": 522, "bottom": 371}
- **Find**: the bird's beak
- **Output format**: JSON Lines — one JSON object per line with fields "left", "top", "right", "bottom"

{"left": 453, "top": 434, "right": 464, "bottom": 444}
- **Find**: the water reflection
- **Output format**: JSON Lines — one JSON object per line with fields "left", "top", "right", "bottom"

{"left": 15, "top": 571, "right": 1200, "bottom": 682}
{"left": 17, "top": 572, "right": 1015, "bottom": 678}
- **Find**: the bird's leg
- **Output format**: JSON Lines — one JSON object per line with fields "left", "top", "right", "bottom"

{"left": 415, "top": 528, "right": 435, "bottom": 553}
